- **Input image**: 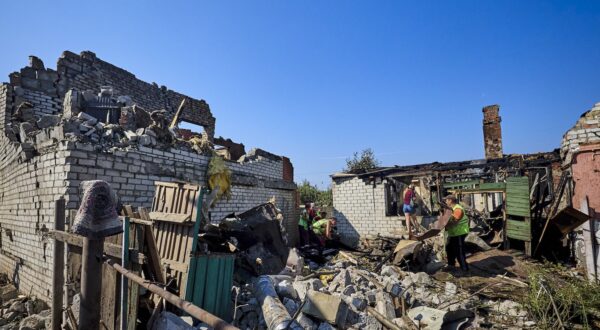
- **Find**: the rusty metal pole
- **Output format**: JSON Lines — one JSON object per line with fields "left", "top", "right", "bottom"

{"left": 106, "top": 259, "right": 239, "bottom": 330}
{"left": 79, "top": 237, "right": 105, "bottom": 330}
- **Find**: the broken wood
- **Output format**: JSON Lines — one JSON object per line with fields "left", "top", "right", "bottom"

{"left": 374, "top": 251, "right": 395, "bottom": 273}
{"left": 338, "top": 251, "right": 358, "bottom": 265}
{"left": 299, "top": 270, "right": 339, "bottom": 281}
{"left": 169, "top": 98, "right": 187, "bottom": 129}
{"left": 149, "top": 211, "right": 191, "bottom": 223}
{"left": 366, "top": 306, "right": 403, "bottom": 330}
{"left": 138, "top": 207, "right": 165, "bottom": 283}
{"left": 66, "top": 306, "right": 78, "bottom": 329}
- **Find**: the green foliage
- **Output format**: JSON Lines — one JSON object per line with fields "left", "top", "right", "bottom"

{"left": 317, "top": 188, "right": 333, "bottom": 207}
{"left": 522, "top": 262, "right": 600, "bottom": 329}
{"left": 297, "top": 180, "right": 333, "bottom": 207}
{"left": 345, "top": 148, "right": 380, "bottom": 172}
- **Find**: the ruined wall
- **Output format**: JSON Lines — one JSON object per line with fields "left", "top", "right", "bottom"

{"left": 0, "top": 52, "right": 298, "bottom": 302}
{"left": 0, "top": 85, "right": 70, "bottom": 301}
{"left": 482, "top": 105, "right": 503, "bottom": 159}
{"left": 332, "top": 177, "right": 401, "bottom": 245}
{"left": 560, "top": 102, "right": 600, "bottom": 165}
{"left": 8, "top": 51, "right": 216, "bottom": 140}
{"left": 561, "top": 102, "right": 600, "bottom": 280}
{"left": 60, "top": 144, "right": 297, "bottom": 228}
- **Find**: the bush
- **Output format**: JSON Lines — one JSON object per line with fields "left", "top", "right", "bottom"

{"left": 523, "top": 262, "right": 600, "bottom": 329}
{"left": 345, "top": 148, "right": 380, "bottom": 172}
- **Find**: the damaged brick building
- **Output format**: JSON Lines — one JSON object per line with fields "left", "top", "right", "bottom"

{"left": 0, "top": 51, "right": 297, "bottom": 303}
{"left": 332, "top": 103, "right": 600, "bottom": 279}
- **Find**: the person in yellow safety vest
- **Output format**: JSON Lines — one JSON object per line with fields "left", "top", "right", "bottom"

{"left": 312, "top": 217, "right": 337, "bottom": 247}
{"left": 444, "top": 194, "right": 470, "bottom": 272}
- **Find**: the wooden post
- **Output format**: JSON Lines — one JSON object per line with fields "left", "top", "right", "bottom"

{"left": 525, "top": 216, "right": 532, "bottom": 256}
{"left": 79, "top": 237, "right": 105, "bottom": 330}
{"left": 120, "top": 217, "right": 130, "bottom": 330}
{"left": 51, "top": 198, "right": 65, "bottom": 330}
{"left": 502, "top": 192, "right": 509, "bottom": 250}
{"left": 127, "top": 223, "right": 144, "bottom": 330}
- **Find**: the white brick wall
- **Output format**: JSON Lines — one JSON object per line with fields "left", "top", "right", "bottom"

{"left": 561, "top": 103, "right": 600, "bottom": 165}
{"left": 332, "top": 177, "right": 403, "bottom": 245}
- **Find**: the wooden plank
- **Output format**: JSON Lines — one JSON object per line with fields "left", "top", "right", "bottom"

{"left": 149, "top": 212, "right": 191, "bottom": 223}
{"left": 138, "top": 207, "right": 165, "bottom": 283}
{"left": 163, "top": 259, "right": 189, "bottom": 274}
{"left": 166, "top": 188, "right": 174, "bottom": 213}
{"left": 506, "top": 219, "right": 531, "bottom": 241}
{"left": 48, "top": 231, "right": 146, "bottom": 265}
{"left": 154, "top": 181, "right": 200, "bottom": 191}
{"left": 507, "top": 209, "right": 530, "bottom": 217}
{"left": 121, "top": 216, "right": 153, "bottom": 226}
{"left": 442, "top": 180, "right": 479, "bottom": 188}
{"left": 507, "top": 231, "right": 531, "bottom": 241}
{"left": 120, "top": 218, "right": 130, "bottom": 330}
{"left": 123, "top": 205, "right": 135, "bottom": 217}
{"left": 127, "top": 224, "right": 144, "bottom": 330}
{"left": 450, "top": 189, "right": 505, "bottom": 194}
{"left": 101, "top": 261, "right": 118, "bottom": 329}
{"left": 51, "top": 198, "right": 65, "bottom": 330}
{"left": 507, "top": 220, "right": 530, "bottom": 230}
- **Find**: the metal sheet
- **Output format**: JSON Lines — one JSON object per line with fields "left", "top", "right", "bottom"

{"left": 190, "top": 253, "right": 235, "bottom": 321}
{"left": 507, "top": 219, "right": 531, "bottom": 241}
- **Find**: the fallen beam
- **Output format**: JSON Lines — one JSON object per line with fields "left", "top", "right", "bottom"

{"left": 105, "top": 258, "right": 239, "bottom": 330}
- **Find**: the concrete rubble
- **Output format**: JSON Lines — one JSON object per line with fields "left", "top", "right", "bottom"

{"left": 229, "top": 236, "right": 538, "bottom": 330}
{"left": 0, "top": 275, "right": 50, "bottom": 330}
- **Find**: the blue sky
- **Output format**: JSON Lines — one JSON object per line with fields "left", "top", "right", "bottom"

{"left": 1, "top": 1, "right": 599, "bottom": 188}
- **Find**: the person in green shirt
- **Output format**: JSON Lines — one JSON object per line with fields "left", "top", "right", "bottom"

{"left": 444, "top": 194, "right": 470, "bottom": 272}
{"left": 298, "top": 203, "right": 311, "bottom": 247}
{"left": 312, "top": 217, "right": 337, "bottom": 247}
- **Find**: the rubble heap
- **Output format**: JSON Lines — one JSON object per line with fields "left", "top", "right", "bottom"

{"left": 0, "top": 275, "right": 51, "bottom": 330}
{"left": 6, "top": 86, "right": 216, "bottom": 156}
{"left": 231, "top": 242, "right": 540, "bottom": 330}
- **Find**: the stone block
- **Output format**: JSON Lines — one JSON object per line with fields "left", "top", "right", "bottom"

{"left": 0, "top": 284, "right": 18, "bottom": 302}
{"left": 302, "top": 290, "right": 348, "bottom": 327}
{"left": 19, "top": 122, "right": 35, "bottom": 142}
{"left": 29, "top": 56, "right": 45, "bottom": 70}
{"left": 375, "top": 291, "right": 396, "bottom": 320}
{"left": 37, "top": 115, "right": 60, "bottom": 129}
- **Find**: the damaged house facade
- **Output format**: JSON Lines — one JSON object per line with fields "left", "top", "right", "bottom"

{"left": 333, "top": 103, "right": 600, "bottom": 280}
{"left": 0, "top": 51, "right": 297, "bottom": 302}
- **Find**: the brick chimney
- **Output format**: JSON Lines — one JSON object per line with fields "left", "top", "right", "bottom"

{"left": 482, "top": 105, "right": 503, "bottom": 159}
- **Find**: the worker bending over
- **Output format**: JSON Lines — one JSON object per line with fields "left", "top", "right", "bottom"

{"left": 312, "top": 217, "right": 337, "bottom": 247}
{"left": 444, "top": 195, "right": 470, "bottom": 272}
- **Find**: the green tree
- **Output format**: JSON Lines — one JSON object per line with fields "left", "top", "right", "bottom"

{"left": 345, "top": 148, "right": 381, "bottom": 172}
{"left": 298, "top": 179, "right": 319, "bottom": 204}
{"left": 297, "top": 180, "right": 333, "bottom": 207}
{"left": 316, "top": 188, "right": 333, "bottom": 207}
